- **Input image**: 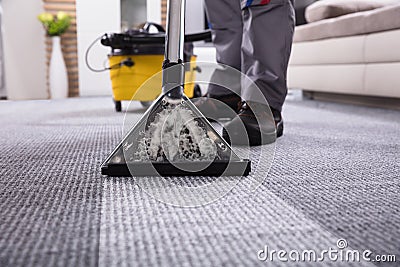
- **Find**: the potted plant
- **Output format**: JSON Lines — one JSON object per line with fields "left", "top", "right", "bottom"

{"left": 38, "top": 12, "right": 71, "bottom": 99}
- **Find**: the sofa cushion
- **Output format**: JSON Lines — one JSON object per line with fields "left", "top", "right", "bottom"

{"left": 364, "top": 63, "right": 400, "bottom": 98}
{"left": 290, "top": 29, "right": 400, "bottom": 65}
{"left": 288, "top": 63, "right": 400, "bottom": 98}
{"left": 289, "top": 36, "right": 365, "bottom": 65}
{"left": 365, "top": 29, "right": 400, "bottom": 63}
{"left": 294, "top": 4, "right": 400, "bottom": 42}
{"left": 288, "top": 65, "right": 365, "bottom": 94}
{"left": 305, "top": 0, "right": 394, "bottom": 23}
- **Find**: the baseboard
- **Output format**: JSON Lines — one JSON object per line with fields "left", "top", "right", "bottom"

{"left": 303, "top": 91, "right": 400, "bottom": 110}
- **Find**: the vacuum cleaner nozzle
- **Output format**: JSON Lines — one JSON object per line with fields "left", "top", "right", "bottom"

{"left": 101, "top": 90, "right": 251, "bottom": 177}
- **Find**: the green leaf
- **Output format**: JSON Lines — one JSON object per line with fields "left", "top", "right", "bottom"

{"left": 38, "top": 11, "right": 71, "bottom": 36}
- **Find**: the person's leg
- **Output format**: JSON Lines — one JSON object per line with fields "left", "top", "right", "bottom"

{"left": 240, "top": 0, "right": 295, "bottom": 112}
{"left": 203, "top": 0, "right": 243, "bottom": 97}
{"left": 222, "top": 0, "right": 295, "bottom": 145}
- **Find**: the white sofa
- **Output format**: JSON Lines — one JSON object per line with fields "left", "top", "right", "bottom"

{"left": 288, "top": 2, "right": 400, "bottom": 100}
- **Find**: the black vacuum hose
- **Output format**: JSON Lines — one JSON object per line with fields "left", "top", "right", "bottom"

{"left": 185, "top": 30, "right": 212, "bottom": 42}
{"left": 101, "top": 30, "right": 212, "bottom": 47}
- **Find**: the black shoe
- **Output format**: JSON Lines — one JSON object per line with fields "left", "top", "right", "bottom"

{"left": 193, "top": 93, "right": 241, "bottom": 121}
{"left": 272, "top": 107, "right": 284, "bottom": 138}
{"left": 222, "top": 101, "right": 283, "bottom": 146}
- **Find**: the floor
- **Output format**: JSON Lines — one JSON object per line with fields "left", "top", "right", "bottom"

{"left": 0, "top": 96, "right": 399, "bottom": 266}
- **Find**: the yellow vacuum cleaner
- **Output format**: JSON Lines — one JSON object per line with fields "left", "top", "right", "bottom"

{"left": 87, "top": 22, "right": 204, "bottom": 111}
{"left": 108, "top": 53, "right": 200, "bottom": 110}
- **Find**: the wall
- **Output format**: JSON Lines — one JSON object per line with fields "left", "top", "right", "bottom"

{"left": 147, "top": 0, "right": 161, "bottom": 24}
{"left": 185, "top": 0, "right": 205, "bottom": 34}
{"left": 76, "top": 0, "right": 159, "bottom": 96}
{"left": 121, "top": 0, "right": 147, "bottom": 29}
{"left": 76, "top": 0, "right": 120, "bottom": 96}
{"left": 161, "top": 0, "right": 205, "bottom": 33}
{"left": 2, "top": 0, "right": 47, "bottom": 100}
{"left": 0, "top": 5, "right": 6, "bottom": 98}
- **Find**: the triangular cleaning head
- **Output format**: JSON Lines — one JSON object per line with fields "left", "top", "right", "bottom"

{"left": 101, "top": 93, "right": 251, "bottom": 177}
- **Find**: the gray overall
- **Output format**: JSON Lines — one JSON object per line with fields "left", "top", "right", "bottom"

{"left": 204, "top": 0, "right": 295, "bottom": 112}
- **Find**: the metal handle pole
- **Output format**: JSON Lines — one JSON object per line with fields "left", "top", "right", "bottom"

{"left": 165, "top": 0, "right": 185, "bottom": 63}
{"left": 162, "top": 0, "right": 186, "bottom": 98}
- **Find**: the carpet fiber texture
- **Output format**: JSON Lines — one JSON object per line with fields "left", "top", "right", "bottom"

{"left": 0, "top": 97, "right": 399, "bottom": 267}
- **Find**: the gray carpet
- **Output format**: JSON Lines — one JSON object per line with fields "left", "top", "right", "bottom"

{"left": 0, "top": 96, "right": 399, "bottom": 267}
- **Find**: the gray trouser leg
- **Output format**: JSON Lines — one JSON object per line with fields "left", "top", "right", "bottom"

{"left": 241, "top": 0, "right": 295, "bottom": 112}
{"left": 204, "top": 0, "right": 243, "bottom": 96}
{"left": 204, "top": 0, "right": 295, "bottom": 111}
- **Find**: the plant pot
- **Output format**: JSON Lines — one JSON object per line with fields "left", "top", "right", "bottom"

{"left": 49, "top": 36, "right": 68, "bottom": 99}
